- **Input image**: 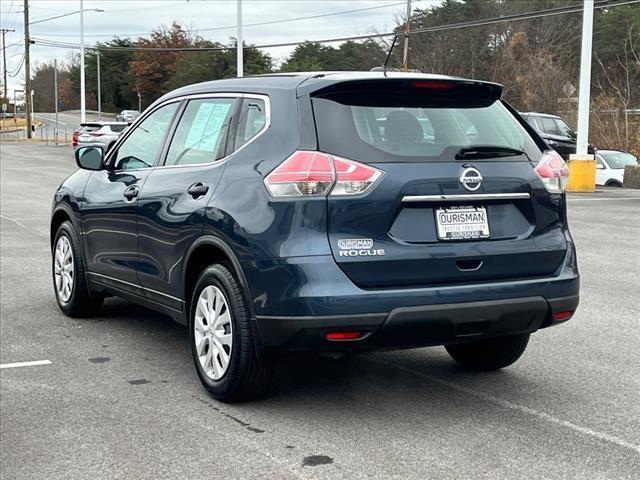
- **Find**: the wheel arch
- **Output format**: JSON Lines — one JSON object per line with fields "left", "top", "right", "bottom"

{"left": 50, "top": 204, "right": 79, "bottom": 248}
{"left": 182, "top": 236, "right": 254, "bottom": 319}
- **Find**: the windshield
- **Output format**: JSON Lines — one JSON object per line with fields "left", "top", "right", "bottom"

{"left": 600, "top": 151, "right": 638, "bottom": 169}
{"left": 555, "top": 119, "right": 575, "bottom": 138}
{"left": 312, "top": 96, "right": 541, "bottom": 162}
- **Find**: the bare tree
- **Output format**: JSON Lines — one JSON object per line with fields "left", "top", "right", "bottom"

{"left": 592, "top": 21, "right": 640, "bottom": 151}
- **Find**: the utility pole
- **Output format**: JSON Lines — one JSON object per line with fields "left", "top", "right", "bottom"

{"left": 80, "top": 0, "right": 86, "bottom": 123}
{"left": 237, "top": 0, "right": 243, "bottom": 77}
{"left": 54, "top": 59, "right": 59, "bottom": 145}
{"left": 402, "top": 0, "right": 412, "bottom": 72}
{"left": 1, "top": 28, "right": 16, "bottom": 98}
{"left": 23, "top": 0, "right": 32, "bottom": 139}
{"left": 96, "top": 51, "right": 101, "bottom": 120}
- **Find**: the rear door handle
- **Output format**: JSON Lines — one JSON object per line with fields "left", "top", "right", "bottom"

{"left": 188, "top": 182, "right": 209, "bottom": 199}
{"left": 123, "top": 185, "right": 140, "bottom": 201}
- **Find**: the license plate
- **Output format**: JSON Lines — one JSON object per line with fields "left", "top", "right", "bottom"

{"left": 435, "top": 206, "right": 490, "bottom": 240}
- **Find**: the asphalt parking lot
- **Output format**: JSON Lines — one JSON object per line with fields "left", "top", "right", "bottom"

{"left": 1, "top": 142, "right": 639, "bottom": 479}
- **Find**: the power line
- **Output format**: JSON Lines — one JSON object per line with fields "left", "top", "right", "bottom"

{"left": 8, "top": 54, "right": 24, "bottom": 77}
{"left": 31, "top": 1, "right": 418, "bottom": 38}
{"left": 30, "top": 0, "right": 640, "bottom": 53}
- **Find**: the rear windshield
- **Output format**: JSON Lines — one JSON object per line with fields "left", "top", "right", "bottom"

{"left": 312, "top": 91, "right": 541, "bottom": 162}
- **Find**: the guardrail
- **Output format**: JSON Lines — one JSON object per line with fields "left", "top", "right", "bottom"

{"left": 1, "top": 124, "right": 71, "bottom": 145}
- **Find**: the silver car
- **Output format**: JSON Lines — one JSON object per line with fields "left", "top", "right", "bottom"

{"left": 76, "top": 122, "right": 129, "bottom": 152}
{"left": 116, "top": 110, "right": 141, "bottom": 123}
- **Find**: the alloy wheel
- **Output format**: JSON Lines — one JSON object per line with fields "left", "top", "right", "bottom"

{"left": 54, "top": 235, "right": 74, "bottom": 304}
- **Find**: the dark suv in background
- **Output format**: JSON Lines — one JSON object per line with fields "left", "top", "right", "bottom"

{"left": 521, "top": 112, "right": 595, "bottom": 159}
{"left": 51, "top": 73, "right": 580, "bottom": 402}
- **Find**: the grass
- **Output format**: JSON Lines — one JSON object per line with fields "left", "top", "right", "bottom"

{"left": 0, "top": 117, "right": 27, "bottom": 130}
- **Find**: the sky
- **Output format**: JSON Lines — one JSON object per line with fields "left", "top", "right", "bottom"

{"left": 0, "top": 0, "right": 440, "bottom": 95}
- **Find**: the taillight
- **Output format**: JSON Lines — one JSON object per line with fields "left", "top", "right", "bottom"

{"left": 535, "top": 150, "right": 569, "bottom": 194}
{"left": 331, "top": 156, "right": 383, "bottom": 196}
{"left": 264, "top": 151, "right": 382, "bottom": 197}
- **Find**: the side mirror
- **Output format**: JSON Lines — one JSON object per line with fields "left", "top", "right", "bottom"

{"left": 75, "top": 146, "right": 104, "bottom": 170}
{"left": 596, "top": 163, "right": 604, "bottom": 170}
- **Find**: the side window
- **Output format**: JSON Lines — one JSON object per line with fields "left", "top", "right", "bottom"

{"left": 234, "top": 98, "right": 267, "bottom": 151}
{"left": 165, "top": 98, "right": 236, "bottom": 166}
{"left": 114, "top": 102, "right": 178, "bottom": 170}
{"left": 540, "top": 117, "right": 560, "bottom": 135}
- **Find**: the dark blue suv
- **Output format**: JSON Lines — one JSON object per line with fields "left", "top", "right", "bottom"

{"left": 51, "top": 72, "right": 579, "bottom": 401}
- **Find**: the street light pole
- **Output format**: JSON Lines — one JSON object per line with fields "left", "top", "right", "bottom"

{"left": 567, "top": 0, "right": 596, "bottom": 193}
{"left": 80, "top": 0, "right": 86, "bottom": 123}
{"left": 54, "top": 58, "right": 59, "bottom": 145}
{"left": 96, "top": 51, "right": 101, "bottom": 120}
{"left": 576, "top": 0, "right": 594, "bottom": 157}
{"left": 237, "top": 0, "right": 243, "bottom": 77}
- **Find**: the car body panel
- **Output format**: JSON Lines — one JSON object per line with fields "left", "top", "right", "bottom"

{"left": 80, "top": 169, "right": 153, "bottom": 289}
{"left": 136, "top": 163, "right": 223, "bottom": 307}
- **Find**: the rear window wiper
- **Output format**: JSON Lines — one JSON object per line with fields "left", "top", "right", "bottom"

{"left": 456, "top": 145, "right": 526, "bottom": 160}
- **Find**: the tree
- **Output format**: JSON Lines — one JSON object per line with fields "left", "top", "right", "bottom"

{"left": 31, "top": 62, "right": 72, "bottom": 112}
{"left": 279, "top": 40, "right": 385, "bottom": 72}
{"left": 170, "top": 39, "right": 272, "bottom": 89}
{"left": 280, "top": 42, "right": 333, "bottom": 72}
{"left": 592, "top": 18, "right": 640, "bottom": 152}
{"left": 128, "top": 22, "right": 192, "bottom": 107}
{"left": 85, "top": 38, "right": 137, "bottom": 111}
{"left": 58, "top": 78, "right": 77, "bottom": 111}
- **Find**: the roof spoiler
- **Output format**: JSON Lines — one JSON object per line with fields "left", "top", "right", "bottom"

{"left": 307, "top": 78, "right": 503, "bottom": 108}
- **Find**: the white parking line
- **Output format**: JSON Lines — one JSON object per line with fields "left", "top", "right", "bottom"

{"left": 0, "top": 360, "right": 53, "bottom": 370}
{"left": 376, "top": 359, "right": 640, "bottom": 454}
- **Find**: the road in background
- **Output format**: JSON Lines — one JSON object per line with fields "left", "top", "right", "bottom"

{"left": 1, "top": 143, "right": 639, "bottom": 479}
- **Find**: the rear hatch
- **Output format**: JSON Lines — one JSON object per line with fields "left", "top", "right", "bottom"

{"left": 311, "top": 79, "right": 567, "bottom": 288}
{"left": 77, "top": 123, "right": 103, "bottom": 142}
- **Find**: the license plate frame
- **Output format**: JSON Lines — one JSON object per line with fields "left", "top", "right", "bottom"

{"left": 435, "top": 205, "right": 490, "bottom": 241}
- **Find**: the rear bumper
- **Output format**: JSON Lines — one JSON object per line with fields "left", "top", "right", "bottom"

{"left": 255, "top": 294, "right": 579, "bottom": 350}
{"left": 245, "top": 241, "right": 579, "bottom": 350}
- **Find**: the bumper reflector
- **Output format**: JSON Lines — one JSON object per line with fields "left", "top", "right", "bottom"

{"left": 325, "top": 331, "right": 361, "bottom": 341}
{"left": 552, "top": 310, "right": 573, "bottom": 322}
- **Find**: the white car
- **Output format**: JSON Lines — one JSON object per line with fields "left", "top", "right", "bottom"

{"left": 76, "top": 122, "right": 129, "bottom": 152}
{"left": 116, "top": 110, "right": 141, "bottom": 123}
{"left": 595, "top": 150, "right": 638, "bottom": 187}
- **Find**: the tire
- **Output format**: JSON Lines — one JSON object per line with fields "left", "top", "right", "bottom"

{"left": 605, "top": 180, "right": 622, "bottom": 188}
{"left": 189, "top": 264, "right": 278, "bottom": 402}
{"left": 52, "top": 221, "right": 103, "bottom": 317}
{"left": 445, "top": 333, "right": 530, "bottom": 371}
